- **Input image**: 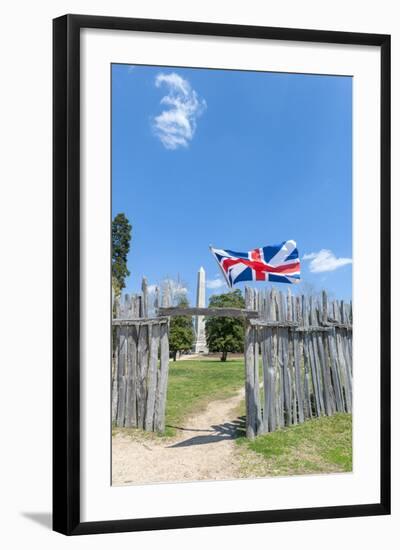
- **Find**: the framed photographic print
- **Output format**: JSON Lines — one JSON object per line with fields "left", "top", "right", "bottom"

{"left": 53, "top": 14, "right": 391, "bottom": 535}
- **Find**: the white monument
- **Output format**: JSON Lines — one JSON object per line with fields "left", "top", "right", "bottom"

{"left": 193, "top": 267, "right": 208, "bottom": 354}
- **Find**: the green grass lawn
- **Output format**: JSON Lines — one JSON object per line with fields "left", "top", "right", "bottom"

{"left": 163, "top": 358, "right": 244, "bottom": 436}
{"left": 236, "top": 411, "right": 352, "bottom": 477}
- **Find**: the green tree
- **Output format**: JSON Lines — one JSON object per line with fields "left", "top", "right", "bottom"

{"left": 112, "top": 213, "right": 132, "bottom": 293}
{"left": 169, "top": 296, "right": 195, "bottom": 361}
{"left": 205, "top": 290, "right": 245, "bottom": 362}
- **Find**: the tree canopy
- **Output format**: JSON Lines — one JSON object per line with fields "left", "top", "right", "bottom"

{"left": 112, "top": 213, "right": 132, "bottom": 294}
{"left": 169, "top": 296, "right": 195, "bottom": 361}
{"left": 205, "top": 290, "right": 245, "bottom": 361}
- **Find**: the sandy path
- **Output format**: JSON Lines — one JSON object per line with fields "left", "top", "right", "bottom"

{"left": 112, "top": 388, "right": 245, "bottom": 485}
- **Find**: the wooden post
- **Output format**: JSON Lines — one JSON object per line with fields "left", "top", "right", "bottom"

{"left": 310, "top": 296, "right": 325, "bottom": 416}
{"left": 301, "top": 294, "right": 313, "bottom": 419}
{"left": 294, "top": 296, "right": 304, "bottom": 423}
{"left": 260, "top": 327, "right": 268, "bottom": 433}
{"left": 253, "top": 326, "right": 262, "bottom": 434}
{"left": 268, "top": 288, "right": 280, "bottom": 432}
{"left": 154, "top": 321, "right": 170, "bottom": 432}
{"left": 125, "top": 325, "right": 138, "bottom": 427}
{"left": 154, "top": 286, "right": 160, "bottom": 314}
{"left": 136, "top": 324, "right": 149, "bottom": 429}
{"left": 142, "top": 277, "right": 149, "bottom": 318}
{"left": 116, "top": 326, "right": 128, "bottom": 427}
{"left": 145, "top": 324, "right": 160, "bottom": 430}
{"left": 316, "top": 293, "right": 333, "bottom": 416}
{"left": 162, "top": 281, "right": 171, "bottom": 308}
{"left": 287, "top": 292, "right": 297, "bottom": 424}
{"left": 244, "top": 322, "right": 257, "bottom": 439}
{"left": 111, "top": 327, "right": 119, "bottom": 424}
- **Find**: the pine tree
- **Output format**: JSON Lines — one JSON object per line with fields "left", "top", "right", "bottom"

{"left": 112, "top": 213, "right": 132, "bottom": 293}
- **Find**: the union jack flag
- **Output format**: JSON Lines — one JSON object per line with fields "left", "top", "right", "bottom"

{"left": 210, "top": 241, "right": 300, "bottom": 288}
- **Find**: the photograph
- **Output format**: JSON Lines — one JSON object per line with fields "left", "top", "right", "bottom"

{"left": 111, "top": 63, "right": 353, "bottom": 486}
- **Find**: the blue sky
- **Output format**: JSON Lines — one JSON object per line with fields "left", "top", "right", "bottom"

{"left": 112, "top": 64, "right": 352, "bottom": 304}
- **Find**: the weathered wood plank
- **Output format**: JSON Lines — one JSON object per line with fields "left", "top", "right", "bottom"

{"left": 301, "top": 295, "right": 313, "bottom": 419}
{"left": 136, "top": 324, "right": 149, "bottom": 429}
{"left": 144, "top": 324, "right": 160, "bottom": 431}
{"left": 253, "top": 327, "right": 262, "bottom": 434}
{"left": 333, "top": 302, "right": 347, "bottom": 409}
{"left": 154, "top": 286, "right": 160, "bottom": 314}
{"left": 116, "top": 326, "right": 128, "bottom": 427}
{"left": 281, "top": 327, "right": 292, "bottom": 425}
{"left": 125, "top": 325, "right": 138, "bottom": 427}
{"left": 310, "top": 297, "right": 325, "bottom": 416}
{"left": 293, "top": 329, "right": 304, "bottom": 423}
{"left": 249, "top": 319, "right": 299, "bottom": 328}
{"left": 327, "top": 328, "right": 344, "bottom": 413}
{"left": 111, "top": 347, "right": 119, "bottom": 424}
{"left": 154, "top": 322, "right": 170, "bottom": 432}
{"left": 278, "top": 292, "right": 291, "bottom": 425}
{"left": 295, "top": 326, "right": 333, "bottom": 332}
{"left": 142, "top": 277, "right": 149, "bottom": 318}
{"left": 113, "top": 317, "right": 169, "bottom": 326}
{"left": 289, "top": 295, "right": 298, "bottom": 424}
{"left": 321, "top": 292, "right": 336, "bottom": 414}
{"left": 260, "top": 327, "right": 268, "bottom": 433}
{"left": 269, "top": 291, "right": 279, "bottom": 429}
{"left": 338, "top": 302, "right": 353, "bottom": 411}
{"left": 244, "top": 324, "right": 257, "bottom": 439}
{"left": 316, "top": 329, "right": 333, "bottom": 416}
{"left": 161, "top": 281, "right": 172, "bottom": 308}
{"left": 294, "top": 296, "right": 304, "bottom": 423}
{"left": 159, "top": 306, "right": 259, "bottom": 319}
{"left": 265, "top": 326, "right": 276, "bottom": 431}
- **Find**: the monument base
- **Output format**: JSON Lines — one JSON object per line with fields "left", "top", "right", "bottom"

{"left": 193, "top": 340, "right": 208, "bottom": 354}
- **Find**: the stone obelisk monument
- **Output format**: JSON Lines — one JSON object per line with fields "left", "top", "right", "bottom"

{"left": 193, "top": 267, "right": 208, "bottom": 354}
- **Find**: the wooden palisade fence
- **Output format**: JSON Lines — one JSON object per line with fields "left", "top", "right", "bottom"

{"left": 111, "top": 278, "right": 171, "bottom": 431}
{"left": 244, "top": 287, "right": 352, "bottom": 439}
{"left": 112, "top": 277, "right": 352, "bottom": 438}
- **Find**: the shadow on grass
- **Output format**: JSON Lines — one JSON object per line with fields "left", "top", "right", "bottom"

{"left": 167, "top": 416, "right": 246, "bottom": 448}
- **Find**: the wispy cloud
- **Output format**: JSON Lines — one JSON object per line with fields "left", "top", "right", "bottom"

{"left": 147, "top": 284, "right": 158, "bottom": 294}
{"left": 303, "top": 249, "right": 352, "bottom": 273}
{"left": 164, "top": 278, "right": 188, "bottom": 295}
{"left": 206, "top": 277, "right": 226, "bottom": 290}
{"left": 152, "top": 72, "right": 206, "bottom": 150}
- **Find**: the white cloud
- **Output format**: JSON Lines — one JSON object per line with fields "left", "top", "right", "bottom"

{"left": 152, "top": 72, "right": 206, "bottom": 150}
{"left": 163, "top": 278, "right": 188, "bottom": 296}
{"left": 147, "top": 284, "right": 157, "bottom": 294}
{"left": 206, "top": 277, "right": 226, "bottom": 290}
{"left": 303, "top": 249, "right": 352, "bottom": 273}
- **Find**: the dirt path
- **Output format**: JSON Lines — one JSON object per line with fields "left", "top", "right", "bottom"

{"left": 112, "top": 388, "right": 246, "bottom": 485}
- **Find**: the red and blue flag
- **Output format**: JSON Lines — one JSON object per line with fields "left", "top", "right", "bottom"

{"left": 210, "top": 241, "right": 300, "bottom": 288}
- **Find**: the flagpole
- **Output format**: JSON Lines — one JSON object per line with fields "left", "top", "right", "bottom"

{"left": 209, "top": 245, "right": 232, "bottom": 290}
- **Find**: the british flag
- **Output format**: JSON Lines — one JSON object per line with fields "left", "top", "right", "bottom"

{"left": 210, "top": 241, "right": 300, "bottom": 288}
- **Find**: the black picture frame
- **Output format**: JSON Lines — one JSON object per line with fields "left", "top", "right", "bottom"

{"left": 53, "top": 14, "right": 391, "bottom": 536}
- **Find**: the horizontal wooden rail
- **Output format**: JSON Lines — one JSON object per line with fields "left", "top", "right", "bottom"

{"left": 249, "top": 320, "right": 352, "bottom": 332}
{"left": 249, "top": 319, "right": 299, "bottom": 328}
{"left": 112, "top": 317, "right": 169, "bottom": 326}
{"left": 322, "top": 322, "right": 353, "bottom": 330}
{"left": 158, "top": 307, "right": 259, "bottom": 319}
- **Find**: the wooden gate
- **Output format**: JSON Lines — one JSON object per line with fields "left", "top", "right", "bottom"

{"left": 243, "top": 287, "right": 352, "bottom": 439}
{"left": 112, "top": 317, "right": 170, "bottom": 431}
{"left": 111, "top": 279, "right": 171, "bottom": 432}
